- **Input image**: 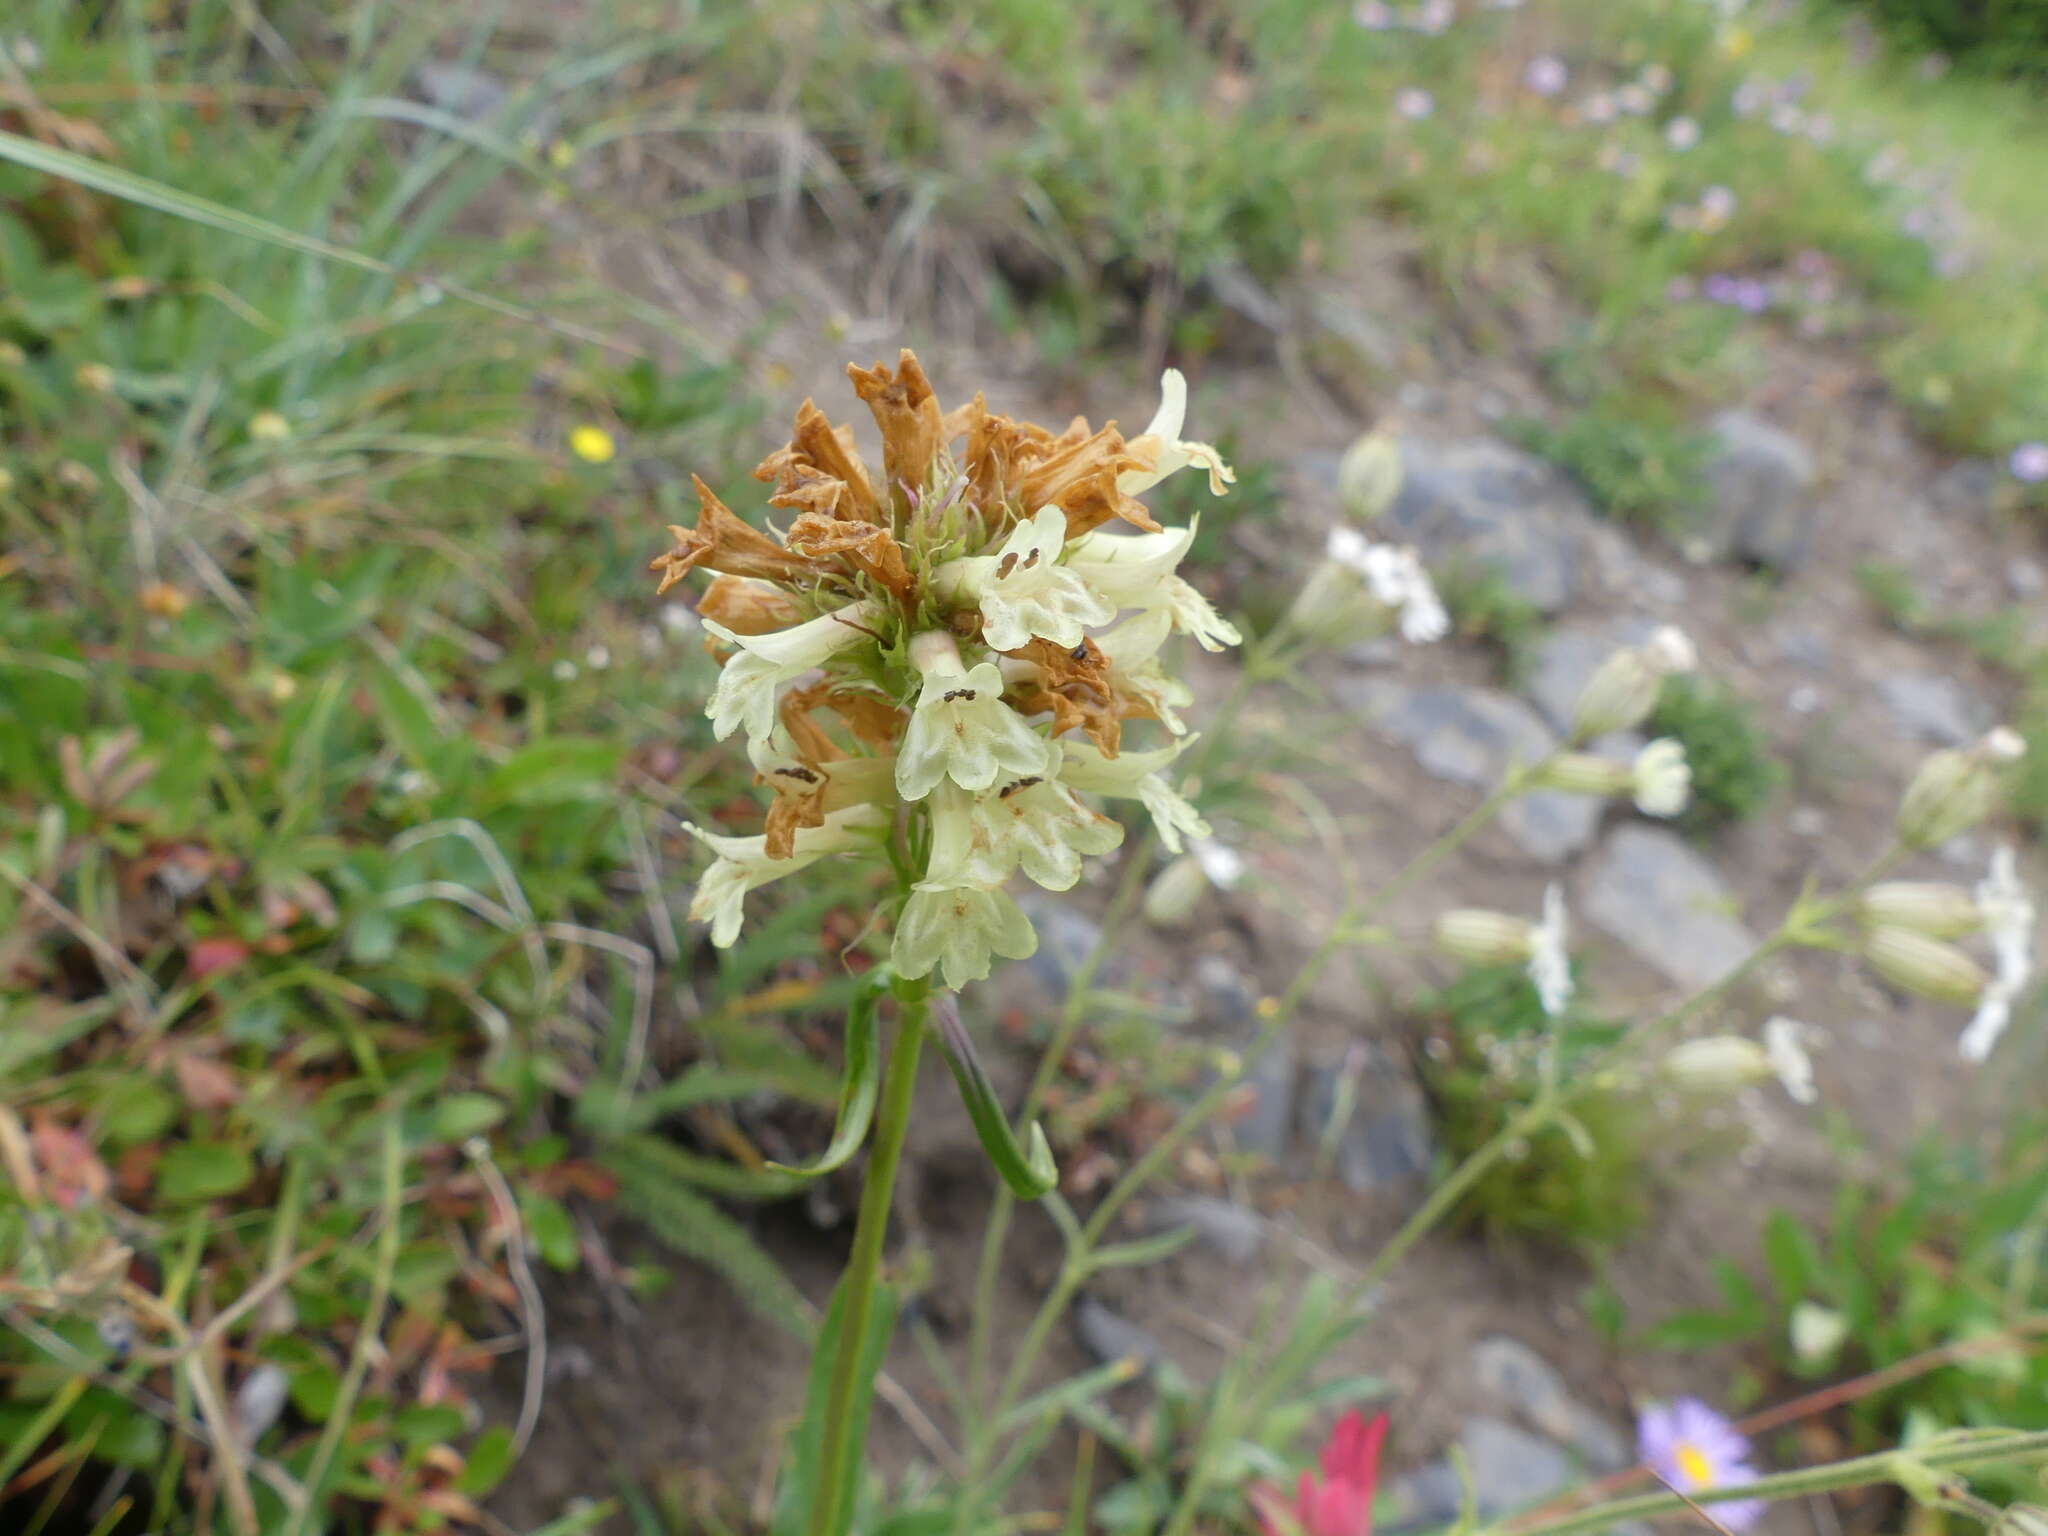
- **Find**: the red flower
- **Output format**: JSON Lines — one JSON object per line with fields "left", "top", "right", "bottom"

{"left": 1252, "top": 1410, "right": 1388, "bottom": 1536}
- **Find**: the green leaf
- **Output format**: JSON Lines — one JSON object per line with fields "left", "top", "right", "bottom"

{"left": 395, "top": 1404, "right": 467, "bottom": 1449}
{"left": 521, "top": 1192, "right": 581, "bottom": 1271}
{"left": 775, "top": 1276, "right": 899, "bottom": 1536}
{"left": 1086, "top": 1226, "right": 1198, "bottom": 1274}
{"left": 767, "top": 969, "right": 885, "bottom": 1179}
{"left": 1762, "top": 1210, "right": 1822, "bottom": 1305}
{"left": 932, "top": 1002, "right": 1056, "bottom": 1200}
{"left": 457, "top": 1426, "right": 518, "bottom": 1496}
{"left": 481, "top": 738, "right": 622, "bottom": 807}
{"left": 96, "top": 1077, "right": 177, "bottom": 1146}
{"left": 156, "top": 1142, "right": 255, "bottom": 1202}
{"left": 391, "top": 1242, "right": 463, "bottom": 1304}
{"left": 602, "top": 1148, "right": 808, "bottom": 1335}
{"left": 431, "top": 1093, "right": 505, "bottom": 1142}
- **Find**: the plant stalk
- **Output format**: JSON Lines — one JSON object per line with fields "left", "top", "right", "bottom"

{"left": 810, "top": 988, "right": 928, "bottom": 1536}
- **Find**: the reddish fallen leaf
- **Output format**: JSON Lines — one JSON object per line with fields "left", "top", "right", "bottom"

{"left": 29, "top": 1119, "right": 110, "bottom": 1210}
{"left": 115, "top": 1142, "right": 160, "bottom": 1199}
{"left": 173, "top": 1054, "right": 241, "bottom": 1110}
{"left": 187, "top": 937, "right": 249, "bottom": 979}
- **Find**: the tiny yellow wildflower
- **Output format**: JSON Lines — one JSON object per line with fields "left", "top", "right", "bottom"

{"left": 75, "top": 363, "right": 115, "bottom": 395}
{"left": 569, "top": 425, "right": 617, "bottom": 464}
{"left": 250, "top": 410, "right": 290, "bottom": 442}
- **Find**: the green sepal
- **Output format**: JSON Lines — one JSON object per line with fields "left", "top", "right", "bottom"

{"left": 932, "top": 997, "right": 1057, "bottom": 1200}
{"left": 766, "top": 967, "right": 889, "bottom": 1178}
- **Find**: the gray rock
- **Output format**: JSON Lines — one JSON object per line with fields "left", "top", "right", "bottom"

{"left": 1229, "top": 1034, "right": 1298, "bottom": 1161}
{"left": 1191, "top": 954, "right": 1259, "bottom": 1034}
{"left": 1145, "top": 1194, "right": 1265, "bottom": 1263}
{"left": 1879, "top": 673, "right": 1987, "bottom": 746}
{"left": 1384, "top": 1460, "right": 1467, "bottom": 1529}
{"left": 1462, "top": 1416, "right": 1578, "bottom": 1511}
{"left": 1582, "top": 826, "right": 1757, "bottom": 989}
{"left": 1470, "top": 1336, "right": 1631, "bottom": 1472}
{"left": 1073, "top": 1295, "right": 1164, "bottom": 1371}
{"left": 1010, "top": 891, "right": 1118, "bottom": 1005}
{"left": 2010, "top": 560, "right": 2045, "bottom": 598}
{"left": 1346, "top": 682, "right": 1604, "bottom": 866}
{"left": 1776, "top": 626, "right": 1831, "bottom": 671}
{"left": 1702, "top": 409, "right": 1819, "bottom": 571}
{"left": 1298, "top": 1048, "right": 1436, "bottom": 1194}
{"left": 1382, "top": 438, "right": 1593, "bottom": 612}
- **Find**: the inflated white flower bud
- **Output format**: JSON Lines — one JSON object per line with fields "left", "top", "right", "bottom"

{"left": 1433, "top": 908, "right": 1537, "bottom": 967}
{"left": 1895, "top": 726, "right": 2026, "bottom": 850}
{"left": 1337, "top": 430, "right": 1404, "bottom": 522}
{"left": 1569, "top": 628, "right": 1695, "bottom": 740}
{"left": 1855, "top": 881, "right": 1983, "bottom": 939}
{"left": 1862, "top": 924, "right": 1991, "bottom": 1006}
{"left": 1660, "top": 1036, "right": 1775, "bottom": 1095}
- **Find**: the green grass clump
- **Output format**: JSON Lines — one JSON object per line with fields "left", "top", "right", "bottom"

{"left": 1417, "top": 964, "right": 1657, "bottom": 1251}
{"left": 1649, "top": 1118, "right": 2048, "bottom": 1498}
{"left": 1510, "top": 401, "right": 1714, "bottom": 534}
{"left": 1649, "top": 675, "right": 1787, "bottom": 831}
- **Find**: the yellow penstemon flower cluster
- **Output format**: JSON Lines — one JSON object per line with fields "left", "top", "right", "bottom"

{"left": 654, "top": 351, "right": 1237, "bottom": 988}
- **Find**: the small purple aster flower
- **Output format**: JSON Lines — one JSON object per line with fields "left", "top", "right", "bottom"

{"left": 1735, "top": 278, "right": 1772, "bottom": 314}
{"left": 1524, "top": 55, "right": 1568, "bottom": 96}
{"left": 1353, "top": 0, "right": 1398, "bottom": 29}
{"left": 2011, "top": 442, "right": 2048, "bottom": 483}
{"left": 1638, "top": 1398, "right": 1766, "bottom": 1532}
{"left": 1702, "top": 273, "right": 1740, "bottom": 304}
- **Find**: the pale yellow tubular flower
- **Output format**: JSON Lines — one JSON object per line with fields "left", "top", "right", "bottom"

{"left": 1118, "top": 368, "right": 1236, "bottom": 497}
{"left": 1065, "top": 521, "right": 1241, "bottom": 652}
{"left": 686, "top": 806, "right": 889, "bottom": 947}
{"left": 702, "top": 601, "right": 882, "bottom": 743}
{"left": 895, "top": 632, "right": 1051, "bottom": 800}
{"left": 1056, "top": 736, "right": 1209, "bottom": 853}
{"left": 934, "top": 505, "right": 1114, "bottom": 652}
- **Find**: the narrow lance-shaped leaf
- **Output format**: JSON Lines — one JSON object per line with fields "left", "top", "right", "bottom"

{"left": 931, "top": 994, "right": 1056, "bottom": 1200}
{"left": 766, "top": 967, "right": 888, "bottom": 1178}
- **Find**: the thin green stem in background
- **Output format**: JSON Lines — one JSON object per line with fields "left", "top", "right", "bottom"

{"left": 809, "top": 986, "right": 929, "bottom": 1536}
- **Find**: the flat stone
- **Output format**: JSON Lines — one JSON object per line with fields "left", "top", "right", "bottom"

{"left": 1470, "top": 1336, "right": 1631, "bottom": 1472}
{"left": 1461, "top": 1416, "right": 1578, "bottom": 1511}
{"left": 1879, "top": 673, "right": 1987, "bottom": 746}
{"left": 1382, "top": 437, "right": 1593, "bottom": 612}
{"left": 1073, "top": 1295, "right": 1164, "bottom": 1372}
{"left": 1228, "top": 1034, "right": 1298, "bottom": 1162}
{"left": 1298, "top": 1047, "right": 1436, "bottom": 1194}
{"left": 1145, "top": 1194, "right": 1265, "bottom": 1263}
{"left": 1701, "top": 410, "right": 1819, "bottom": 571}
{"left": 1581, "top": 826, "right": 1757, "bottom": 990}
{"left": 1346, "top": 682, "right": 1603, "bottom": 866}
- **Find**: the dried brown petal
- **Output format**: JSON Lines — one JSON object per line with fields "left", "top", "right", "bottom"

{"left": 696, "top": 575, "right": 805, "bottom": 635}
{"left": 754, "top": 401, "right": 881, "bottom": 523}
{"left": 650, "top": 475, "right": 818, "bottom": 591}
{"left": 847, "top": 350, "right": 944, "bottom": 513}
{"left": 785, "top": 511, "right": 915, "bottom": 606}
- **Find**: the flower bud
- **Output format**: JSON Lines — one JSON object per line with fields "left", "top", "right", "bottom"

{"left": 1895, "top": 727, "right": 2026, "bottom": 850}
{"left": 1660, "top": 1036, "right": 1774, "bottom": 1095}
{"left": 1143, "top": 854, "right": 1211, "bottom": 927}
{"left": 1534, "top": 753, "right": 1632, "bottom": 797}
{"left": 1286, "top": 544, "right": 1392, "bottom": 648}
{"left": 1788, "top": 1301, "right": 1849, "bottom": 1365}
{"left": 1855, "top": 881, "right": 1983, "bottom": 939}
{"left": 1433, "top": 909, "right": 1536, "bottom": 967}
{"left": 1569, "top": 627, "right": 1695, "bottom": 739}
{"left": 1862, "top": 924, "right": 1990, "bottom": 1006}
{"left": 1338, "top": 430, "right": 1404, "bottom": 521}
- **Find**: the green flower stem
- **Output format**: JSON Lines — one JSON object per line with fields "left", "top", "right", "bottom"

{"left": 1493, "top": 1431, "right": 2048, "bottom": 1536}
{"left": 809, "top": 983, "right": 928, "bottom": 1536}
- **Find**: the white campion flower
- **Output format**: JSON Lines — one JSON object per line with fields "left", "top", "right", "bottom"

{"left": 1119, "top": 368, "right": 1235, "bottom": 497}
{"left": 1359, "top": 542, "right": 1450, "bottom": 644}
{"left": 1527, "top": 884, "right": 1572, "bottom": 1018}
{"left": 1631, "top": 737, "right": 1693, "bottom": 817}
{"left": 702, "top": 600, "right": 882, "bottom": 743}
{"left": 1065, "top": 523, "right": 1242, "bottom": 651}
{"left": 1762, "top": 1016, "right": 1818, "bottom": 1104}
{"left": 1095, "top": 609, "right": 1194, "bottom": 735}
{"left": 686, "top": 806, "right": 889, "bottom": 947}
{"left": 1961, "top": 844, "right": 2035, "bottom": 1062}
{"left": 946, "top": 755, "right": 1125, "bottom": 892}
{"left": 938, "top": 505, "right": 1116, "bottom": 652}
{"left": 896, "top": 633, "right": 1051, "bottom": 801}
{"left": 1056, "top": 737, "right": 1211, "bottom": 853}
